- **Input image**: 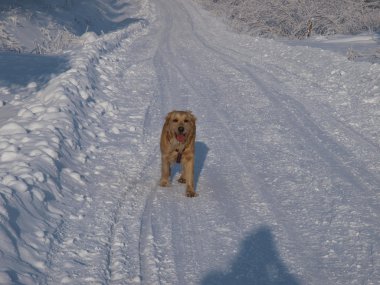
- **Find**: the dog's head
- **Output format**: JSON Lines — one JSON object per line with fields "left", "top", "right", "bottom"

{"left": 164, "top": 110, "right": 196, "bottom": 144}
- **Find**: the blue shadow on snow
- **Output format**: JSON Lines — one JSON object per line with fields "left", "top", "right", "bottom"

{"left": 201, "top": 226, "right": 300, "bottom": 285}
{"left": 0, "top": 53, "right": 69, "bottom": 87}
{"left": 194, "top": 141, "right": 209, "bottom": 191}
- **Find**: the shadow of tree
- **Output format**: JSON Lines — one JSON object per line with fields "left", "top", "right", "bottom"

{"left": 202, "top": 226, "right": 300, "bottom": 285}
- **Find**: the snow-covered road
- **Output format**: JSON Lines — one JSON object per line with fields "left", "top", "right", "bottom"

{"left": 1, "top": 0, "right": 379, "bottom": 284}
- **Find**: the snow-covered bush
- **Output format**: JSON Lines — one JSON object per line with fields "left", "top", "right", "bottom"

{"left": 0, "top": 3, "right": 78, "bottom": 54}
{"left": 0, "top": 21, "right": 22, "bottom": 52}
{"left": 197, "top": 0, "right": 380, "bottom": 38}
{"left": 33, "top": 25, "right": 77, "bottom": 54}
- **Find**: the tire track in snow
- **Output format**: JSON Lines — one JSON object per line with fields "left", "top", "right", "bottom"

{"left": 142, "top": 0, "right": 311, "bottom": 282}
{"left": 183, "top": 41, "right": 377, "bottom": 284}
{"left": 150, "top": 0, "right": 380, "bottom": 283}
{"left": 166, "top": 52, "right": 322, "bottom": 283}
{"left": 92, "top": 33, "right": 164, "bottom": 285}
{"left": 185, "top": 0, "right": 380, "bottom": 189}
{"left": 184, "top": 3, "right": 380, "bottom": 200}
{"left": 152, "top": 3, "right": 321, "bottom": 278}
{"left": 137, "top": 160, "right": 163, "bottom": 285}
{"left": 44, "top": 10, "right": 161, "bottom": 283}
{"left": 138, "top": 0, "right": 307, "bottom": 282}
{"left": 184, "top": 0, "right": 380, "bottom": 216}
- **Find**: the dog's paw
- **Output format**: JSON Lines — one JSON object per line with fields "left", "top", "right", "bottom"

{"left": 178, "top": 177, "right": 186, "bottom": 184}
{"left": 186, "top": 191, "right": 198, "bottom": 198}
{"left": 159, "top": 179, "right": 169, "bottom": 187}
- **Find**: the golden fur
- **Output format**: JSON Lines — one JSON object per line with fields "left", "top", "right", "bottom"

{"left": 160, "top": 110, "right": 197, "bottom": 197}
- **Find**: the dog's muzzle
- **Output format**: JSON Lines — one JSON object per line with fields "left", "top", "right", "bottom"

{"left": 176, "top": 126, "right": 186, "bottom": 143}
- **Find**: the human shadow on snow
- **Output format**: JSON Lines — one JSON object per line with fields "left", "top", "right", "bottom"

{"left": 201, "top": 226, "right": 300, "bottom": 285}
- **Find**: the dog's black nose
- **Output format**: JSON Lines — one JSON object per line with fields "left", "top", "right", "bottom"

{"left": 178, "top": 126, "right": 185, "bottom": 133}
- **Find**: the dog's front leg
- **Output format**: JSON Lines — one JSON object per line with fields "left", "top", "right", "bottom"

{"left": 160, "top": 155, "right": 170, "bottom": 187}
{"left": 178, "top": 167, "right": 186, "bottom": 184}
{"left": 183, "top": 157, "right": 196, "bottom": 197}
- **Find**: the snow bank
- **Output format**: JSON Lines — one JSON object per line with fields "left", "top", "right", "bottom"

{"left": 0, "top": 0, "right": 149, "bottom": 54}
{"left": 0, "top": 9, "right": 150, "bottom": 284}
{"left": 284, "top": 33, "right": 380, "bottom": 63}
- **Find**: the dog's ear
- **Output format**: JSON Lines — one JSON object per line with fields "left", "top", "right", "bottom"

{"left": 186, "top": 111, "right": 197, "bottom": 125}
{"left": 186, "top": 112, "right": 196, "bottom": 144}
{"left": 190, "top": 113, "right": 197, "bottom": 123}
{"left": 163, "top": 111, "right": 175, "bottom": 140}
{"left": 164, "top": 111, "right": 174, "bottom": 126}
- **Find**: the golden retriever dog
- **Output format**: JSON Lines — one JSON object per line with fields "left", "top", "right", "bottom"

{"left": 160, "top": 110, "right": 197, "bottom": 197}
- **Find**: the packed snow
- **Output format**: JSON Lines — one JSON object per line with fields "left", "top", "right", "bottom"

{"left": 0, "top": 0, "right": 379, "bottom": 284}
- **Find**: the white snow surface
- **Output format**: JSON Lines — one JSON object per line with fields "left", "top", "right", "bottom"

{"left": 0, "top": 0, "right": 380, "bottom": 284}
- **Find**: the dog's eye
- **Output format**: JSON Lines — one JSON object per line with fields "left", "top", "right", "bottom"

{"left": 173, "top": 119, "right": 178, "bottom": 123}
{"left": 184, "top": 119, "right": 189, "bottom": 123}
